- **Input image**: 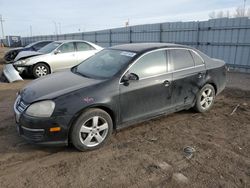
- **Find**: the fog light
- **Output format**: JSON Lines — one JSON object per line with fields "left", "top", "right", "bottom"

{"left": 49, "top": 127, "right": 61, "bottom": 132}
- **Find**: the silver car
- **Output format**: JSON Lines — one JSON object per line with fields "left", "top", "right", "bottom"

{"left": 13, "top": 40, "right": 103, "bottom": 78}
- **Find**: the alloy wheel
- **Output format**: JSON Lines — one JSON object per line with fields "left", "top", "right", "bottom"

{"left": 79, "top": 116, "right": 109, "bottom": 147}
{"left": 200, "top": 88, "right": 214, "bottom": 110}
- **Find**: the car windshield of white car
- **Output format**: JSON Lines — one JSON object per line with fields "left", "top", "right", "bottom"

{"left": 38, "top": 42, "right": 62, "bottom": 54}
{"left": 74, "top": 49, "right": 136, "bottom": 79}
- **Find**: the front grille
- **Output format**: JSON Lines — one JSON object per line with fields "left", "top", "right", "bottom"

{"left": 16, "top": 97, "right": 28, "bottom": 113}
{"left": 21, "top": 127, "right": 45, "bottom": 141}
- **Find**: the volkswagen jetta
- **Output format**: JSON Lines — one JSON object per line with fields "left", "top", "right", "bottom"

{"left": 14, "top": 43, "right": 227, "bottom": 151}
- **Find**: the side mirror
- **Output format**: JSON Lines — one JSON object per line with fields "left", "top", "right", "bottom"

{"left": 122, "top": 73, "right": 139, "bottom": 85}
{"left": 54, "top": 49, "right": 61, "bottom": 55}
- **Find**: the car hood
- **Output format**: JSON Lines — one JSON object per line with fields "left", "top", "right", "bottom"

{"left": 14, "top": 51, "right": 43, "bottom": 61}
{"left": 8, "top": 47, "right": 24, "bottom": 51}
{"left": 20, "top": 70, "right": 104, "bottom": 104}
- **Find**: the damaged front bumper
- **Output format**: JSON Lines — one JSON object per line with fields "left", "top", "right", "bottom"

{"left": 3, "top": 64, "right": 23, "bottom": 82}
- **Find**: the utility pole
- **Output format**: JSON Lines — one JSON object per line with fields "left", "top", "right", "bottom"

{"left": 243, "top": 0, "right": 246, "bottom": 16}
{"left": 30, "top": 25, "right": 32, "bottom": 37}
{"left": 58, "top": 22, "right": 61, "bottom": 34}
{"left": 0, "top": 14, "right": 5, "bottom": 39}
{"left": 53, "top": 21, "right": 57, "bottom": 35}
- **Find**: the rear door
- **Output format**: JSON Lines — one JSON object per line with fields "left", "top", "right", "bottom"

{"left": 75, "top": 42, "right": 97, "bottom": 64}
{"left": 169, "top": 49, "right": 206, "bottom": 107}
{"left": 50, "top": 42, "right": 77, "bottom": 71}
{"left": 119, "top": 50, "right": 173, "bottom": 124}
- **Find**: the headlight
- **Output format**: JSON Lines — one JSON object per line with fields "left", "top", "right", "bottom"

{"left": 25, "top": 100, "right": 55, "bottom": 117}
{"left": 14, "top": 58, "right": 30, "bottom": 65}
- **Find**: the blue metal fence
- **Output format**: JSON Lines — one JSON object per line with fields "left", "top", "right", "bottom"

{"left": 21, "top": 17, "right": 250, "bottom": 71}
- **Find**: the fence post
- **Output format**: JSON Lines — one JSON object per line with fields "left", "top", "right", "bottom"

{"left": 94, "top": 32, "right": 97, "bottom": 43}
{"left": 109, "top": 29, "right": 112, "bottom": 47}
{"left": 82, "top": 32, "right": 84, "bottom": 40}
{"left": 129, "top": 27, "right": 132, "bottom": 43}
{"left": 196, "top": 21, "right": 200, "bottom": 48}
{"left": 159, "top": 23, "right": 162, "bottom": 43}
{"left": 233, "top": 20, "right": 241, "bottom": 67}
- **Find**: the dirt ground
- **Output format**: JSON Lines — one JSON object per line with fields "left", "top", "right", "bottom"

{"left": 0, "top": 47, "right": 249, "bottom": 188}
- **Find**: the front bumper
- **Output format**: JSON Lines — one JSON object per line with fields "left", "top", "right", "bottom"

{"left": 3, "top": 64, "right": 23, "bottom": 82}
{"left": 14, "top": 99, "right": 72, "bottom": 146}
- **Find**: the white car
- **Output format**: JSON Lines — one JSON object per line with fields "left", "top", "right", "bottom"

{"left": 13, "top": 40, "right": 103, "bottom": 78}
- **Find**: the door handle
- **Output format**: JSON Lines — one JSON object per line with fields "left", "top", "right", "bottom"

{"left": 163, "top": 80, "right": 171, "bottom": 87}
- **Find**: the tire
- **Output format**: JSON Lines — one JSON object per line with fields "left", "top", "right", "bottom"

{"left": 32, "top": 63, "right": 50, "bottom": 78}
{"left": 194, "top": 84, "right": 215, "bottom": 113}
{"left": 70, "top": 108, "right": 113, "bottom": 151}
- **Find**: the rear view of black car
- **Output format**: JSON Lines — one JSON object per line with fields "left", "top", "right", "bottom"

{"left": 13, "top": 43, "right": 227, "bottom": 151}
{"left": 4, "top": 40, "right": 53, "bottom": 63}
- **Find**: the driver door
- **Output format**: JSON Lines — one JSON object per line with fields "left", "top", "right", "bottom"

{"left": 50, "top": 42, "right": 77, "bottom": 72}
{"left": 119, "top": 50, "right": 173, "bottom": 124}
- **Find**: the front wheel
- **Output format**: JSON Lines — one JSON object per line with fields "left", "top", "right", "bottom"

{"left": 32, "top": 63, "right": 50, "bottom": 78}
{"left": 70, "top": 108, "right": 113, "bottom": 151}
{"left": 194, "top": 84, "right": 215, "bottom": 113}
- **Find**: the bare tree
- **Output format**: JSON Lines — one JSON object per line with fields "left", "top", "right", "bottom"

{"left": 209, "top": 11, "right": 216, "bottom": 19}
{"left": 247, "top": 8, "right": 250, "bottom": 18}
{"left": 217, "top": 11, "right": 224, "bottom": 18}
{"left": 235, "top": 7, "right": 245, "bottom": 17}
{"left": 208, "top": 7, "right": 250, "bottom": 19}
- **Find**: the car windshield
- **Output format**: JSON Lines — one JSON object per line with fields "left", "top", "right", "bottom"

{"left": 74, "top": 49, "right": 136, "bottom": 79}
{"left": 38, "top": 42, "right": 62, "bottom": 54}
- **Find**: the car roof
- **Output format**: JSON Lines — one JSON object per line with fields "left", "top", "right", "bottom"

{"left": 34, "top": 40, "right": 53, "bottom": 43}
{"left": 110, "top": 43, "right": 190, "bottom": 53}
{"left": 54, "top": 40, "right": 90, "bottom": 43}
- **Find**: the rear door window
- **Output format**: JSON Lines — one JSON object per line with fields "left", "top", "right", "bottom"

{"left": 169, "top": 49, "right": 195, "bottom": 71}
{"left": 129, "top": 50, "right": 167, "bottom": 79}
{"left": 76, "top": 42, "right": 94, "bottom": 51}
{"left": 190, "top": 50, "right": 204, "bottom": 66}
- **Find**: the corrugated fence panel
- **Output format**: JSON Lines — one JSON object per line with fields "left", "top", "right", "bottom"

{"left": 96, "top": 30, "right": 110, "bottom": 42}
{"left": 18, "top": 18, "right": 250, "bottom": 70}
{"left": 83, "top": 32, "right": 95, "bottom": 43}
{"left": 131, "top": 24, "right": 160, "bottom": 42}
{"left": 111, "top": 27, "right": 130, "bottom": 45}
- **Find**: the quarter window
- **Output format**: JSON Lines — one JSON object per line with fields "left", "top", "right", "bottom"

{"left": 76, "top": 42, "right": 94, "bottom": 51}
{"left": 58, "top": 42, "right": 75, "bottom": 53}
{"left": 129, "top": 50, "right": 167, "bottom": 79}
{"left": 190, "top": 50, "right": 204, "bottom": 66}
{"left": 169, "top": 49, "right": 195, "bottom": 70}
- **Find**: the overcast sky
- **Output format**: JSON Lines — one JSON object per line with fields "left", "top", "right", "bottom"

{"left": 0, "top": 0, "right": 249, "bottom": 37}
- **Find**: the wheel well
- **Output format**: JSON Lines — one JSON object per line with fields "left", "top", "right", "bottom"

{"left": 33, "top": 62, "right": 51, "bottom": 73}
{"left": 67, "top": 106, "right": 116, "bottom": 143}
{"left": 207, "top": 82, "right": 217, "bottom": 94}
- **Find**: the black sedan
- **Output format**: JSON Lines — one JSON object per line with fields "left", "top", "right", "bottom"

{"left": 14, "top": 43, "right": 227, "bottom": 151}
{"left": 4, "top": 40, "right": 53, "bottom": 63}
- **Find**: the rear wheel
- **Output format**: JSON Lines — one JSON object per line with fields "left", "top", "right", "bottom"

{"left": 32, "top": 63, "right": 50, "bottom": 78}
{"left": 194, "top": 84, "right": 215, "bottom": 113}
{"left": 70, "top": 108, "right": 113, "bottom": 151}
